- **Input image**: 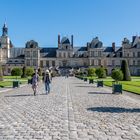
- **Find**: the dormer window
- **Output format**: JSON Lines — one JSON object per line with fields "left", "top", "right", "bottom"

{"left": 30, "top": 44, "right": 33, "bottom": 48}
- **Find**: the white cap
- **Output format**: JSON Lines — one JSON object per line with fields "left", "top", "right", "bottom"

{"left": 46, "top": 70, "right": 49, "bottom": 73}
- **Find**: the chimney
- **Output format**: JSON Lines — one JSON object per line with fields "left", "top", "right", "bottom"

{"left": 71, "top": 35, "right": 73, "bottom": 47}
{"left": 58, "top": 34, "right": 60, "bottom": 44}
{"left": 132, "top": 36, "right": 136, "bottom": 43}
{"left": 112, "top": 42, "right": 115, "bottom": 52}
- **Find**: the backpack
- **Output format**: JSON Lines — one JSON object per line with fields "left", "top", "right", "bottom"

{"left": 45, "top": 74, "right": 51, "bottom": 83}
{"left": 32, "top": 74, "right": 39, "bottom": 84}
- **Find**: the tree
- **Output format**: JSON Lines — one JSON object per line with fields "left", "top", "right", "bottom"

{"left": 25, "top": 67, "right": 34, "bottom": 77}
{"left": 0, "top": 66, "right": 3, "bottom": 81}
{"left": 95, "top": 67, "right": 106, "bottom": 78}
{"left": 121, "top": 60, "right": 131, "bottom": 81}
{"left": 111, "top": 69, "right": 123, "bottom": 83}
{"left": 21, "top": 66, "right": 27, "bottom": 78}
{"left": 87, "top": 68, "right": 95, "bottom": 77}
{"left": 11, "top": 67, "right": 22, "bottom": 79}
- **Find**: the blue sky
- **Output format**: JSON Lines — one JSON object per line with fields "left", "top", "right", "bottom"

{"left": 0, "top": 0, "right": 140, "bottom": 47}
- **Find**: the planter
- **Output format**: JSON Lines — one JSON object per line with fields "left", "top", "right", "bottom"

{"left": 28, "top": 79, "right": 32, "bottom": 84}
{"left": 97, "top": 80, "right": 103, "bottom": 87}
{"left": 112, "top": 83, "right": 122, "bottom": 94}
{"left": 84, "top": 78, "right": 87, "bottom": 82}
{"left": 13, "top": 81, "right": 20, "bottom": 88}
{"left": 0, "top": 85, "right": 4, "bottom": 88}
{"left": 89, "top": 79, "right": 94, "bottom": 84}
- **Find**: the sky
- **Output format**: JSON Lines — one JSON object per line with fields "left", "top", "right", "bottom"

{"left": 0, "top": 0, "right": 140, "bottom": 47}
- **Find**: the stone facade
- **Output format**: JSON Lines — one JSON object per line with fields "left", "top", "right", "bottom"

{"left": 0, "top": 24, "right": 140, "bottom": 75}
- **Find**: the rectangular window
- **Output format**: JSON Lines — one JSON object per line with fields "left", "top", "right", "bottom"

{"left": 26, "top": 59, "right": 30, "bottom": 66}
{"left": 92, "top": 60, "right": 94, "bottom": 66}
{"left": 133, "top": 60, "right": 135, "bottom": 66}
{"left": 133, "top": 52, "right": 135, "bottom": 57}
{"left": 138, "top": 60, "right": 140, "bottom": 66}
{"left": 33, "top": 51, "right": 37, "bottom": 57}
{"left": 98, "top": 51, "right": 102, "bottom": 57}
{"left": 84, "top": 62, "right": 87, "bottom": 66}
{"left": 91, "top": 51, "right": 95, "bottom": 57}
{"left": 68, "top": 52, "right": 71, "bottom": 57}
{"left": 40, "top": 60, "right": 43, "bottom": 67}
{"left": 52, "top": 61, "right": 55, "bottom": 66}
{"left": 127, "top": 60, "right": 130, "bottom": 65}
{"left": 98, "top": 59, "right": 101, "bottom": 65}
{"left": 137, "top": 69, "right": 140, "bottom": 75}
{"left": 59, "top": 53, "right": 61, "bottom": 57}
{"left": 127, "top": 53, "right": 129, "bottom": 57}
{"left": 26, "top": 51, "right": 30, "bottom": 57}
{"left": 64, "top": 52, "right": 66, "bottom": 58}
{"left": 94, "top": 60, "right": 98, "bottom": 66}
{"left": 112, "top": 60, "right": 115, "bottom": 66}
{"left": 46, "top": 61, "right": 49, "bottom": 67}
{"left": 138, "top": 52, "right": 140, "bottom": 57}
{"left": 33, "top": 59, "right": 37, "bottom": 66}
{"left": 95, "top": 51, "right": 98, "bottom": 57}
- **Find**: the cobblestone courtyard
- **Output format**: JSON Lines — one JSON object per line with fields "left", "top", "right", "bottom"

{"left": 0, "top": 77, "right": 140, "bottom": 140}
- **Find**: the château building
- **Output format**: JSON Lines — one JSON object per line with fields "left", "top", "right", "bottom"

{"left": 0, "top": 23, "right": 140, "bottom": 75}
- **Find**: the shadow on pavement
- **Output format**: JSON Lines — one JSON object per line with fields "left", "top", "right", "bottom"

{"left": 76, "top": 86, "right": 96, "bottom": 88}
{"left": 88, "top": 92, "right": 112, "bottom": 95}
{"left": 5, "top": 94, "right": 35, "bottom": 97}
{"left": 5, "top": 93, "right": 48, "bottom": 97}
{"left": 72, "top": 83, "right": 89, "bottom": 85}
{"left": 87, "top": 107, "right": 140, "bottom": 113}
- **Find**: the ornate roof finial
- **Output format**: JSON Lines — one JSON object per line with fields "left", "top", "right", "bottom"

{"left": 2, "top": 21, "right": 8, "bottom": 36}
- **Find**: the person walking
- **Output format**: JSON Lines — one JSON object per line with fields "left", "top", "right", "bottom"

{"left": 31, "top": 70, "right": 39, "bottom": 96}
{"left": 43, "top": 70, "right": 51, "bottom": 94}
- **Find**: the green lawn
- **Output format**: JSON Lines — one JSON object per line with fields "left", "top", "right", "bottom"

{"left": 103, "top": 79, "right": 140, "bottom": 95}
{"left": 0, "top": 75, "right": 42, "bottom": 88}
{"left": 4, "top": 76, "right": 30, "bottom": 80}
{"left": 0, "top": 76, "right": 29, "bottom": 87}
{"left": 0, "top": 80, "right": 27, "bottom": 88}
{"left": 94, "top": 76, "right": 140, "bottom": 94}
{"left": 78, "top": 75, "right": 140, "bottom": 95}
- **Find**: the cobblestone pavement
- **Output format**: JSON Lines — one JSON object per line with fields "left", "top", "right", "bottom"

{"left": 0, "top": 77, "right": 140, "bottom": 140}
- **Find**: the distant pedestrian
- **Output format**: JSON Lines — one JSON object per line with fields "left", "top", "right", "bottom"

{"left": 31, "top": 70, "right": 39, "bottom": 96}
{"left": 43, "top": 70, "right": 52, "bottom": 94}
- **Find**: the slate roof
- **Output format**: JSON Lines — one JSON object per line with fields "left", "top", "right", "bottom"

{"left": 106, "top": 47, "right": 122, "bottom": 57}
{"left": 115, "top": 47, "right": 122, "bottom": 52}
{"left": 77, "top": 47, "right": 87, "bottom": 51}
{"left": 40, "top": 48, "right": 57, "bottom": 57}
{"left": 104, "top": 47, "right": 114, "bottom": 52}
{"left": 73, "top": 47, "right": 87, "bottom": 52}
{"left": 61, "top": 37, "right": 70, "bottom": 44}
